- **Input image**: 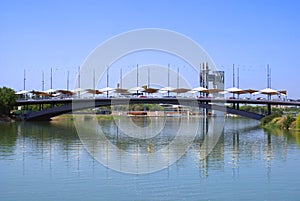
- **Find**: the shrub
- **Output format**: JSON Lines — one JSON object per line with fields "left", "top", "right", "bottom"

{"left": 261, "top": 113, "right": 281, "bottom": 126}
{"left": 282, "top": 115, "right": 295, "bottom": 130}
{"left": 296, "top": 113, "right": 300, "bottom": 131}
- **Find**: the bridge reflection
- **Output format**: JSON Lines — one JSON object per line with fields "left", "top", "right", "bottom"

{"left": 0, "top": 118, "right": 298, "bottom": 176}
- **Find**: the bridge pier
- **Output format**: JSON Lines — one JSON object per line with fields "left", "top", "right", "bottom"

{"left": 267, "top": 104, "right": 271, "bottom": 115}
{"left": 232, "top": 103, "right": 240, "bottom": 110}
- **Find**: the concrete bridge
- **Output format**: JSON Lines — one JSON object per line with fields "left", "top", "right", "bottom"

{"left": 15, "top": 98, "right": 300, "bottom": 121}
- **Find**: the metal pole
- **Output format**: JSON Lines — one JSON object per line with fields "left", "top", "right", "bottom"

{"left": 267, "top": 64, "right": 269, "bottom": 88}
{"left": 23, "top": 69, "right": 26, "bottom": 90}
{"left": 237, "top": 67, "right": 240, "bottom": 99}
{"left": 136, "top": 64, "right": 139, "bottom": 96}
{"left": 93, "top": 68, "right": 95, "bottom": 98}
{"left": 168, "top": 64, "right": 170, "bottom": 97}
{"left": 233, "top": 64, "right": 235, "bottom": 87}
{"left": 237, "top": 66, "right": 240, "bottom": 88}
{"left": 107, "top": 65, "right": 109, "bottom": 98}
{"left": 199, "top": 64, "right": 201, "bottom": 87}
{"left": 233, "top": 64, "right": 235, "bottom": 100}
{"left": 148, "top": 66, "right": 150, "bottom": 88}
{"left": 78, "top": 66, "right": 80, "bottom": 98}
{"left": 177, "top": 67, "right": 179, "bottom": 96}
{"left": 120, "top": 68, "right": 122, "bottom": 88}
{"left": 50, "top": 67, "right": 53, "bottom": 89}
{"left": 42, "top": 71, "right": 44, "bottom": 91}
{"left": 67, "top": 70, "right": 69, "bottom": 91}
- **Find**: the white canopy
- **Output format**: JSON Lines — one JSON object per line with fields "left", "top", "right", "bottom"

{"left": 219, "top": 91, "right": 228, "bottom": 95}
{"left": 160, "top": 86, "right": 175, "bottom": 91}
{"left": 44, "top": 89, "right": 56, "bottom": 93}
{"left": 15, "top": 90, "right": 29, "bottom": 95}
{"left": 129, "top": 86, "right": 145, "bottom": 92}
{"left": 260, "top": 88, "right": 278, "bottom": 95}
{"left": 72, "top": 88, "right": 83, "bottom": 92}
{"left": 192, "top": 87, "right": 208, "bottom": 92}
{"left": 100, "top": 87, "right": 114, "bottom": 92}
{"left": 252, "top": 91, "right": 261, "bottom": 95}
{"left": 226, "top": 87, "right": 243, "bottom": 93}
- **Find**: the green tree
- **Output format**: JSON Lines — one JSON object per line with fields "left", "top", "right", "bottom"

{"left": 296, "top": 113, "right": 300, "bottom": 131}
{"left": 0, "top": 87, "right": 16, "bottom": 115}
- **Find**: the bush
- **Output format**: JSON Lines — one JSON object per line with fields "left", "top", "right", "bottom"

{"left": 261, "top": 113, "right": 281, "bottom": 126}
{"left": 296, "top": 113, "right": 300, "bottom": 131}
{"left": 282, "top": 115, "right": 295, "bottom": 130}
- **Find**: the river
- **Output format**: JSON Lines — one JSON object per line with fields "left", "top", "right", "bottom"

{"left": 0, "top": 116, "right": 300, "bottom": 200}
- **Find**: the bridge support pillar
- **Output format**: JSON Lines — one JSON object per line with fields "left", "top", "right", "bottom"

{"left": 267, "top": 104, "right": 271, "bottom": 115}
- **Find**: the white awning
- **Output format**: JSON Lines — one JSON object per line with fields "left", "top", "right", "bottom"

{"left": 15, "top": 90, "right": 29, "bottom": 95}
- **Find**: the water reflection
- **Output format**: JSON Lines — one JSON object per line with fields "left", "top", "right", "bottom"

{"left": 0, "top": 117, "right": 298, "bottom": 176}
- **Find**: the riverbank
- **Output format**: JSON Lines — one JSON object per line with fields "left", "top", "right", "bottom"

{"left": 261, "top": 113, "right": 300, "bottom": 131}
{"left": 0, "top": 114, "right": 15, "bottom": 123}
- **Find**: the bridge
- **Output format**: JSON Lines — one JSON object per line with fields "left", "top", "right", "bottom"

{"left": 15, "top": 98, "right": 300, "bottom": 121}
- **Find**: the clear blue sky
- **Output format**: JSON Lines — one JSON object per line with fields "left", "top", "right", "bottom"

{"left": 1, "top": 0, "right": 299, "bottom": 98}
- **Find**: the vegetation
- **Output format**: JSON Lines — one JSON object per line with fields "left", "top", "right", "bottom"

{"left": 261, "top": 113, "right": 281, "bottom": 126}
{"left": 0, "top": 87, "right": 16, "bottom": 115}
{"left": 296, "top": 113, "right": 300, "bottom": 131}
{"left": 262, "top": 113, "right": 298, "bottom": 131}
{"left": 239, "top": 105, "right": 269, "bottom": 114}
{"left": 239, "top": 105, "right": 300, "bottom": 115}
{"left": 282, "top": 115, "right": 295, "bottom": 130}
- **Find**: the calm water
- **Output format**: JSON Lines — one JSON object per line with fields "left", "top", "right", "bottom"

{"left": 0, "top": 117, "right": 300, "bottom": 200}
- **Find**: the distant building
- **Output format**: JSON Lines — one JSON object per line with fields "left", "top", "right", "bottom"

{"left": 200, "top": 62, "right": 225, "bottom": 93}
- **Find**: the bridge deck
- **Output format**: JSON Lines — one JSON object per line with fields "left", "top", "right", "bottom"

{"left": 16, "top": 97, "right": 300, "bottom": 106}
{"left": 15, "top": 98, "right": 300, "bottom": 121}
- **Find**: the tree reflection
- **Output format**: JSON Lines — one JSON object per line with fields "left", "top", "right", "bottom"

{"left": 0, "top": 117, "right": 298, "bottom": 176}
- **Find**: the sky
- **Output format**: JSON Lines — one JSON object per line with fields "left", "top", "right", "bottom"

{"left": 1, "top": 0, "right": 300, "bottom": 98}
